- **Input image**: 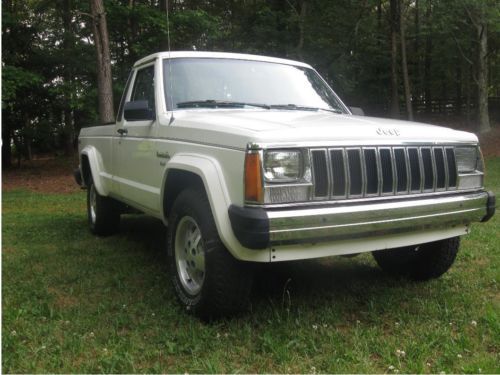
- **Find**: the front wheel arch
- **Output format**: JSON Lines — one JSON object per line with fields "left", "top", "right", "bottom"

{"left": 162, "top": 169, "right": 205, "bottom": 221}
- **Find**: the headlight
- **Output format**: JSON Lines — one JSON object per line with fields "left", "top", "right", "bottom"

{"left": 245, "top": 149, "right": 312, "bottom": 204}
{"left": 264, "top": 150, "right": 304, "bottom": 182}
{"left": 455, "top": 147, "right": 480, "bottom": 173}
{"left": 455, "top": 146, "right": 484, "bottom": 190}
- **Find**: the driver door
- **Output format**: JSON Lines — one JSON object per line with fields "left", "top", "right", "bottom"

{"left": 113, "top": 63, "right": 161, "bottom": 213}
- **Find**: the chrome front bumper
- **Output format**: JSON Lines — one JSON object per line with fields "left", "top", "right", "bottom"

{"left": 228, "top": 191, "right": 494, "bottom": 249}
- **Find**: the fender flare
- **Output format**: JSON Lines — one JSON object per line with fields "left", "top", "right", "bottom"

{"left": 80, "top": 146, "right": 109, "bottom": 196}
{"left": 161, "top": 153, "right": 270, "bottom": 262}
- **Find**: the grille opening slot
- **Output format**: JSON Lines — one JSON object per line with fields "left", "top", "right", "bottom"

{"left": 394, "top": 148, "right": 408, "bottom": 192}
{"left": 434, "top": 148, "right": 446, "bottom": 189}
{"left": 446, "top": 148, "right": 457, "bottom": 188}
{"left": 364, "top": 149, "right": 378, "bottom": 194}
{"left": 408, "top": 148, "right": 421, "bottom": 191}
{"left": 312, "top": 150, "right": 328, "bottom": 197}
{"left": 421, "top": 148, "right": 434, "bottom": 190}
{"left": 380, "top": 148, "right": 393, "bottom": 193}
{"left": 347, "top": 149, "right": 363, "bottom": 196}
{"left": 330, "top": 149, "right": 346, "bottom": 196}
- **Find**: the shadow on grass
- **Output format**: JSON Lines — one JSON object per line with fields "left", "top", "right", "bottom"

{"left": 115, "top": 214, "right": 411, "bottom": 313}
{"left": 7, "top": 209, "right": 415, "bottom": 318}
{"left": 119, "top": 214, "right": 166, "bottom": 255}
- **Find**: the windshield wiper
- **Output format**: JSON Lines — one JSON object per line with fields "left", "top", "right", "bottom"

{"left": 176, "top": 100, "right": 270, "bottom": 109}
{"left": 270, "top": 104, "right": 343, "bottom": 114}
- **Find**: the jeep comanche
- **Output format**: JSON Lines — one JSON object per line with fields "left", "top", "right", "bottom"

{"left": 75, "top": 51, "right": 495, "bottom": 318}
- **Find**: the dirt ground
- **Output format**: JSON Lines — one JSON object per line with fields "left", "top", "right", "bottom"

{"left": 478, "top": 126, "right": 500, "bottom": 157}
{"left": 2, "top": 154, "right": 81, "bottom": 194}
{"left": 2, "top": 127, "right": 499, "bottom": 194}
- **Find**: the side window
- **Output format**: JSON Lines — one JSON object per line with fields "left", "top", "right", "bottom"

{"left": 131, "top": 65, "right": 155, "bottom": 109}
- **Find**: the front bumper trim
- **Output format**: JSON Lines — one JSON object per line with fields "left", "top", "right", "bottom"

{"left": 481, "top": 191, "right": 496, "bottom": 222}
{"left": 228, "top": 191, "right": 492, "bottom": 250}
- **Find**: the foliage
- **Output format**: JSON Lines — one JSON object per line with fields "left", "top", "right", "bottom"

{"left": 2, "top": 66, "right": 43, "bottom": 106}
{"left": 2, "top": 0, "right": 500, "bottom": 165}
{"left": 2, "top": 157, "right": 499, "bottom": 373}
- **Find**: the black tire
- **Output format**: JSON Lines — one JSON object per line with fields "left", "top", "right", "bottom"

{"left": 167, "top": 188, "right": 253, "bottom": 319}
{"left": 372, "top": 237, "right": 460, "bottom": 281}
{"left": 87, "top": 178, "right": 120, "bottom": 236}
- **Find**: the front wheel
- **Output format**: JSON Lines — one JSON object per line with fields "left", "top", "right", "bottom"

{"left": 372, "top": 237, "right": 460, "bottom": 280}
{"left": 167, "top": 188, "right": 253, "bottom": 319}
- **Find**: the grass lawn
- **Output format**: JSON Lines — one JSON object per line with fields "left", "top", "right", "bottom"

{"left": 2, "top": 158, "right": 499, "bottom": 373}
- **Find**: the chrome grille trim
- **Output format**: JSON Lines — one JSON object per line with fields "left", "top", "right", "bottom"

{"left": 311, "top": 145, "right": 460, "bottom": 200}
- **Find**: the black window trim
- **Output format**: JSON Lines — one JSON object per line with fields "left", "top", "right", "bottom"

{"left": 117, "top": 69, "right": 134, "bottom": 122}
{"left": 130, "top": 64, "right": 155, "bottom": 108}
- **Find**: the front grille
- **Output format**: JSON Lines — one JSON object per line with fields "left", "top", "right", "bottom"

{"left": 311, "top": 146, "right": 458, "bottom": 199}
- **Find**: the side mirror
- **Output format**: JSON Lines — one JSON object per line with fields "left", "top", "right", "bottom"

{"left": 124, "top": 100, "right": 155, "bottom": 121}
{"left": 349, "top": 106, "right": 365, "bottom": 116}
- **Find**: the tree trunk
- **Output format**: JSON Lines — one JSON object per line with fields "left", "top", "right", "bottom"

{"left": 2, "top": 126, "right": 12, "bottom": 168}
{"left": 476, "top": 21, "right": 490, "bottom": 133}
{"left": 400, "top": 3, "right": 413, "bottom": 121}
{"left": 13, "top": 135, "right": 22, "bottom": 168}
{"left": 62, "top": 0, "right": 75, "bottom": 154}
{"left": 90, "top": 0, "right": 115, "bottom": 124}
{"left": 24, "top": 116, "right": 32, "bottom": 161}
{"left": 466, "top": 64, "right": 472, "bottom": 125}
{"left": 390, "top": 0, "right": 400, "bottom": 118}
{"left": 414, "top": 0, "right": 423, "bottom": 103}
{"left": 377, "top": 0, "right": 382, "bottom": 47}
{"left": 455, "top": 63, "right": 462, "bottom": 116}
{"left": 127, "top": 0, "right": 138, "bottom": 63}
{"left": 297, "top": 0, "right": 307, "bottom": 60}
{"left": 424, "top": 0, "right": 432, "bottom": 115}
{"left": 24, "top": 136, "right": 32, "bottom": 161}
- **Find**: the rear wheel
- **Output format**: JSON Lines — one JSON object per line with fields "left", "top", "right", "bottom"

{"left": 87, "top": 178, "right": 120, "bottom": 235}
{"left": 372, "top": 237, "right": 460, "bottom": 280}
{"left": 167, "top": 188, "right": 253, "bottom": 319}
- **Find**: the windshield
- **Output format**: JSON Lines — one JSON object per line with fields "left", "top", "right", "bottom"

{"left": 163, "top": 58, "right": 347, "bottom": 113}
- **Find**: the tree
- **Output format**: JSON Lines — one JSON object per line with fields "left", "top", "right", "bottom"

{"left": 390, "top": 0, "right": 400, "bottom": 118}
{"left": 90, "top": 0, "right": 115, "bottom": 124}
{"left": 400, "top": 0, "right": 414, "bottom": 120}
{"left": 61, "top": 0, "right": 76, "bottom": 154}
{"left": 462, "top": 0, "right": 491, "bottom": 133}
{"left": 2, "top": 0, "right": 499, "bottom": 165}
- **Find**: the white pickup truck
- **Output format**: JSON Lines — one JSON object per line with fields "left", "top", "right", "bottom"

{"left": 75, "top": 51, "right": 495, "bottom": 318}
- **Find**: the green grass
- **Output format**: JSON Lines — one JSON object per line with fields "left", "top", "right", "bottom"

{"left": 2, "top": 158, "right": 499, "bottom": 373}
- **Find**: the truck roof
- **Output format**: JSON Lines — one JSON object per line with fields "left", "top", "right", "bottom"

{"left": 133, "top": 51, "right": 312, "bottom": 69}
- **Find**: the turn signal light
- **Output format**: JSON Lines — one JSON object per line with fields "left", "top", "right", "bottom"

{"left": 244, "top": 152, "right": 263, "bottom": 203}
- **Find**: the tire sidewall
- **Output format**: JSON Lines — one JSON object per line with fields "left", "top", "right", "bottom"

{"left": 87, "top": 181, "right": 97, "bottom": 233}
{"left": 373, "top": 237, "right": 460, "bottom": 280}
{"left": 167, "top": 190, "right": 209, "bottom": 312}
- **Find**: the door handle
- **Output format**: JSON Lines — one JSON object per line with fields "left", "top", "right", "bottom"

{"left": 117, "top": 128, "right": 128, "bottom": 136}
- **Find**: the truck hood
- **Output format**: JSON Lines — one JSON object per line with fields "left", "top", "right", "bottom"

{"left": 167, "top": 109, "right": 478, "bottom": 149}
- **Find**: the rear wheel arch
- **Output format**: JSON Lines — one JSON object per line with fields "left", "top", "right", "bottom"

{"left": 80, "top": 147, "right": 108, "bottom": 196}
{"left": 81, "top": 154, "right": 92, "bottom": 187}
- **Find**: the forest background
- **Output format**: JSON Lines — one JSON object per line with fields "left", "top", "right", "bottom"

{"left": 2, "top": 0, "right": 500, "bottom": 168}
